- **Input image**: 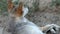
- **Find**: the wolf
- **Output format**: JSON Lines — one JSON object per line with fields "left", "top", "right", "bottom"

{"left": 5, "top": 0, "right": 60, "bottom": 34}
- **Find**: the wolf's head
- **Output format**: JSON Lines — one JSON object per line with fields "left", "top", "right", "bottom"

{"left": 7, "top": 0, "right": 28, "bottom": 18}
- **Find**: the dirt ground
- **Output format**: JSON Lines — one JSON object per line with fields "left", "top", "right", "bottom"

{"left": 26, "top": 9, "right": 60, "bottom": 26}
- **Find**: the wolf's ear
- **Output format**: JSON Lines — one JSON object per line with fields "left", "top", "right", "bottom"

{"left": 7, "top": 0, "right": 14, "bottom": 13}
{"left": 15, "top": 2, "right": 23, "bottom": 17}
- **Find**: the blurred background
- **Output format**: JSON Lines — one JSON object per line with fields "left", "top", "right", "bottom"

{"left": 0, "top": 0, "right": 60, "bottom": 34}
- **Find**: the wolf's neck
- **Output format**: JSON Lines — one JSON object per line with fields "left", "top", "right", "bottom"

{"left": 15, "top": 16, "right": 27, "bottom": 23}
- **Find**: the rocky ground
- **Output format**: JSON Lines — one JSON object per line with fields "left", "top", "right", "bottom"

{"left": 26, "top": 8, "right": 60, "bottom": 26}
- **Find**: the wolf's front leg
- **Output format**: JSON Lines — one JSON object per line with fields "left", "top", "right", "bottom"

{"left": 40, "top": 24, "right": 60, "bottom": 34}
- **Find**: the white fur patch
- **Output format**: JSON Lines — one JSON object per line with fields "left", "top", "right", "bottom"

{"left": 23, "top": 7, "right": 28, "bottom": 17}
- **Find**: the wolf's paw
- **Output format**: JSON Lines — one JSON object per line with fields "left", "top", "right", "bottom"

{"left": 46, "top": 24, "right": 60, "bottom": 34}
